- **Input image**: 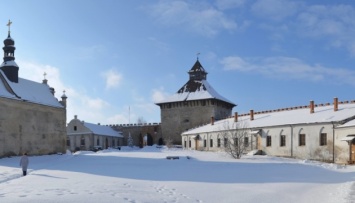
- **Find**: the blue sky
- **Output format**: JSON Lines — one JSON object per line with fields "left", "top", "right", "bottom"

{"left": 1, "top": 0, "right": 355, "bottom": 125}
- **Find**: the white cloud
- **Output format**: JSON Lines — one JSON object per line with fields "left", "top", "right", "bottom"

{"left": 106, "top": 114, "right": 129, "bottom": 124}
{"left": 77, "top": 45, "right": 106, "bottom": 60}
{"left": 101, "top": 69, "right": 123, "bottom": 89}
{"left": 148, "top": 37, "right": 170, "bottom": 53}
{"left": 251, "top": 2, "right": 355, "bottom": 57}
{"left": 17, "top": 60, "right": 117, "bottom": 124}
{"left": 84, "top": 97, "right": 109, "bottom": 109}
{"left": 215, "top": 0, "right": 246, "bottom": 10}
{"left": 251, "top": 0, "right": 301, "bottom": 21}
{"left": 296, "top": 4, "right": 355, "bottom": 56}
{"left": 151, "top": 87, "right": 169, "bottom": 103}
{"left": 17, "top": 60, "right": 66, "bottom": 97}
{"left": 221, "top": 56, "right": 355, "bottom": 85}
{"left": 149, "top": 0, "right": 238, "bottom": 37}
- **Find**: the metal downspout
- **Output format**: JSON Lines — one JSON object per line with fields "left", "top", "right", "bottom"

{"left": 332, "top": 122, "right": 335, "bottom": 163}
{"left": 290, "top": 125, "right": 293, "bottom": 158}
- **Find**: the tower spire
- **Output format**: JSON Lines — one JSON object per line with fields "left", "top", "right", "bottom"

{"left": 1, "top": 19, "right": 19, "bottom": 83}
{"left": 6, "top": 20, "right": 12, "bottom": 36}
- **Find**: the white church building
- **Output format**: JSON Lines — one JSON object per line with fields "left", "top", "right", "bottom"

{"left": 182, "top": 98, "right": 355, "bottom": 164}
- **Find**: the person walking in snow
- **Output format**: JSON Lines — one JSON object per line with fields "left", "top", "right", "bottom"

{"left": 20, "top": 153, "right": 29, "bottom": 176}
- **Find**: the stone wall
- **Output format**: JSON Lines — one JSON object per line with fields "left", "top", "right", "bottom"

{"left": 0, "top": 97, "right": 66, "bottom": 157}
{"left": 111, "top": 123, "right": 162, "bottom": 147}
{"left": 159, "top": 99, "right": 232, "bottom": 145}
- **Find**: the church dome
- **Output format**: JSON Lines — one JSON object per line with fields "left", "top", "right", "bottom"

{"left": 4, "top": 35, "right": 14, "bottom": 46}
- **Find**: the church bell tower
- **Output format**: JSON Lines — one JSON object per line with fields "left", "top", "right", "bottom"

{"left": 1, "top": 20, "right": 19, "bottom": 83}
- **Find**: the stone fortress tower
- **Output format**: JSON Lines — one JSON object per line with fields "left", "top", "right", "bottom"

{"left": 155, "top": 59, "right": 236, "bottom": 144}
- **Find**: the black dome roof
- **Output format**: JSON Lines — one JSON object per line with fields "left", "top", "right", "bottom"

{"left": 4, "top": 34, "right": 14, "bottom": 46}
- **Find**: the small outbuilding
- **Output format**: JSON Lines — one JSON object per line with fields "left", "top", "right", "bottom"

{"left": 67, "top": 115, "right": 123, "bottom": 151}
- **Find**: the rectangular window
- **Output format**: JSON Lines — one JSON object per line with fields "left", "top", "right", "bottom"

{"left": 204, "top": 139, "right": 207, "bottom": 147}
{"left": 189, "top": 140, "right": 191, "bottom": 148}
{"left": 210, "top": 139, "right": 213, "bottom": 147}
{"left": 299, "top": 134, "right": 306, "bottom": 146}
{"left": 184, "top": 140, "right": 187, "bottom": 148}
{"left": 66, "top": 139, "right": 70, "bottom": 147}
{"left": 224, "top": 138, "right": 228, "bottom": 147}
{"left": 234, "top": 138, "right": 238, "bottom": 146}
{"left": 81, "top": 137, "right": 85, "bottom": 146}
{"left": 280, "top": 135, "right": 286, "bottom": 147}
{"left": 266, "top": 136, "right": 272, "bottom": 147}
{"left": 97, "top": 138, "right": 100, "bottom": 146}
{"left": 217, "top": 138, "right": 221, "bottom": 147}
{"left": 74, "top": 126, "right": 77, "bottom": 131}
{"left": 244, "top": 137, "right": 249, "bottom": 147}
{"left": 320, "top": 133, "right": 327, "bottom": 146}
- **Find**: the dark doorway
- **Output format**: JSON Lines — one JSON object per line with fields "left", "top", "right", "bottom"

{"left": 158, "top": 138, "right": 164, "bottom": 145}
{"left": 139, "top": 133, "right": 143, "bottom": 148}
{"left": 146, "top": 133, "right": 153, "bottom": 146}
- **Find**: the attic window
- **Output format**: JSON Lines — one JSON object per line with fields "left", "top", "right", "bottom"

{"left": 74, "top": 126, "right": 77, "bottom": 131}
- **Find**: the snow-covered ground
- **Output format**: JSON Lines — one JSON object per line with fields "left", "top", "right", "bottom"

{"left": 0, "top": 146, "right": 355, "bottom": 203}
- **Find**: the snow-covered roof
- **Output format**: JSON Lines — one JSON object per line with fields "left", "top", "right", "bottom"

{"left": 156, "top": 80, "right": 235, "bottom": 105}
{"left": 83, "top": 122, "right": 123, "bottom": 137}
{"left": 337, "top": 119, "right": 355, "bottom": 128}
{"left": 182, "top": 103, "right": 355, "bottom": 135}
{"left": 0, "top": 70, "right": 63, "bottom": 108}
{"left": 1, "top": 60, "right": 18, "bottom": 67}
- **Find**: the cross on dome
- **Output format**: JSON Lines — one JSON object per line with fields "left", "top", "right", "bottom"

{"left": 6, "top": 20, "right": 12, "bottom": 34}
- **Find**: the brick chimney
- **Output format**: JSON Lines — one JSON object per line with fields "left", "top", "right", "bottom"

{"left": 334, "top": 97, "right": 338, "bottom": 112}
{"left": 310, "top": 100, "right": 314, "bottom": 114}
{"left": 250, "top": 110, "right": 254, "bottom": 121}
{"left": 234, "top": 112, "right": 238, "bottom": 122}
{"left": 211, "top": 116, "right": 215, "bottom": 125}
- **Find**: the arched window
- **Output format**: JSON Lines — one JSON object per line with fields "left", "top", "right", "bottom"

{"left": 280, "top": 135, "right": 286, "bottom": 147}
{"left": 320, "top": 133, "right": 327, "bottom": 146}
{"left": 299, "top": 134, "right": 306, "bottom": 146}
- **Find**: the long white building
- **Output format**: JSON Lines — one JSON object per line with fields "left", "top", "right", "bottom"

{"left": 182, "top": 98, "right": 355, "bottom": 164}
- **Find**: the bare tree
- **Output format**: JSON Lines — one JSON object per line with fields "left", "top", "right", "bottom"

{"left": 137, "top": 117, "right": 146, "bottom": 124}
{"left": 220, "top": 121, "right": 252, "bottom": 159}
{"left": 164, "top": 137, "right": 174, "bottom": 148}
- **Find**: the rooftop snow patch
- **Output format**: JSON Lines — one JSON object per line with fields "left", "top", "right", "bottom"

{"left": 0, "top": 70, "right": 63, "bottom": 108}
{"left": 183, "top": 103, "right": 355, "bottom": 135}
{"left": 156, "top": 80, "right": 235, "bottom": 105}
{"left": 83, "top": 122, "right": 123, "bottom": 137}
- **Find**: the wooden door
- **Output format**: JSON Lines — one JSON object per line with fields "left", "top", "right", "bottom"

{"left": 195, "top": 139, "right": 199, "bottom": 150}
{"left": 351, "top": 143, "right": 355, "bottom": 162}
{"left": 257, "top": 135, "right": 262, "bottom": 150}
